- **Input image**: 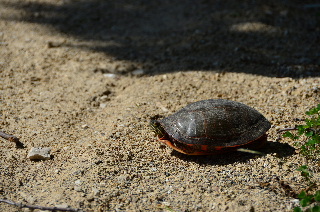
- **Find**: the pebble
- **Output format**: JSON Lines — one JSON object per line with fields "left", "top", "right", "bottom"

{"left": 117, "top": 174, "right": 129, "bottom": 183}
{"left": 100, "top": 103, "right": 107, "bottom": 108}
{"left": 92, "top": 188, "right": 100, "bottom": 197}
{"left": 74, "top": 180, "right": 83, "bottom": 192}
{"left": 75, "top": 180, "right": 82, "bottom": 185}
{"left": 100, "top": 95, "right": 110, "bottom": 102}
{"left": 27, "top": 147, "right": 51, "bottom": 160}
{"left": 74, "top": 186, "right": 83, "bottom": 192}
{"left": 55, "top": 204, "right": 69, "bottom": 208}
{"left": 103, "top": 73, "right": 117, "bottom": 78}
{"left": 81, "top": 124, "right": 89, "bottom": 129}
{"left": 131, "top": 69, "right": 145, "bottom": 76}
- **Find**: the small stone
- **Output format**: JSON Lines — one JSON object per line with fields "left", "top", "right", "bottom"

{"left": 87, "top": 196, "right": 95, "bottom": 202}
{"left": 55, "top": 204, "right": 69, "bottom": 209}
{"left": 162, "top": 201, "right": 171, "bottom": 206}
{"left": 74, "top": 180, "right": 83, "bottom": 192}
{"left": 75, "top": 179, "right": 82, "bottom": 185}
{"left": 19, "top": 191, "right": 36, "bottom": 204}
{"left": 291, "top": 199, "right": 300, "bottom": 204}
{"left": 274, "top": 126, "right": 281, "bottom": 131}
{"left": 117, "top": 174, "right": 128, "bottom": 183}
{"left": 103, "top": 73, "right": 117, "bottom": 78}
{"left": 92, "top": 188, "right": 100, "bottom": 197}
{"left": 28, "top": 147, "right": 51, "bottom": 160}
{"left": 81, "top": 124, "right": 89, "bottom": 129}
{"left": 74, "top": 186, "right": 83, "bottom": 192}
{"left": 132, "top": 69, "right": 145, "bottom": 76}
{"left": 87, "top": 188, "right": 100, "bottom": 201}
{"left": 100, "top": 95, "right": 110, "bottom": 102}
{"left": 100, "top": 103, "right": 107, "bottom": 108}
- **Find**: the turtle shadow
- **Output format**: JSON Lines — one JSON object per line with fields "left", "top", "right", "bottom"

{"left": 172, "top": 140, "right": 296, "bottom": 166}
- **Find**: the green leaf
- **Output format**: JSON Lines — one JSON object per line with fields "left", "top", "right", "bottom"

{"left": 297, "top": 165, "right": 308, "bottom": 172}
{"left": 296, "top": 167, "right": 311, "bottom": 180}
{"left": 314, "top": 134, "right": 320, "bottom": 141}
{"left": 298, "top": 190, "right": 307, "bottom": 199}
{"left": 286, "top": 104, "right": 320, "bottom": 158}
{"left": 306, "top": 105, "right": 320, "bottom": 115}
{"left": 294, "top": 207, "right": 303, "bottom": 212}
{"left": 298, "top": 126, "right": 306, "bottom": 135}
{"left": 300, "top": 195, "right": 313, "bottom": 207}
{"left": 282, "top": 131, "right": 293, "bottom": 138}
{"left": 305, "top": 131, "right": 314, "bottom": 136}
{"left": 306, "top": 109, "right": 315, "bottom": 115}
{"left": 306, "top": 139, "right": 317, "bottom": 145}
{"left": 301, "top": 145, "right": 307, "bottom": 152}
{"left": 298, "top": 165, "right": 308, "bottom": 169}
{"left": 300, "top": 198, "right": 310, "bottom": 207}
{"left": 315, "top": 191, "right": 320, "bottom": 202}
{"left": 283, "top": 133, "right": 299, "bottom": 140}
{"left": 312, "top": 205, "right": 320, "bottom": 212}
{"left": 306, "top": 120, "right": 314, "bottom": 128}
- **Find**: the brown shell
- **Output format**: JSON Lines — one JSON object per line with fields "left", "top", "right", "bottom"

{"left": 158, "top": 99, "right": 271, "bottom": 147}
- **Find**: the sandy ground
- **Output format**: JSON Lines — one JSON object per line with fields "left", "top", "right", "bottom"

{"left": 1, "top": 0, "right": 320, "bottom": 211}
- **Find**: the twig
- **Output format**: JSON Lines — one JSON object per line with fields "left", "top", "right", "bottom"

{"left": 276, "top": 127, "right": 298, "bottom": 142}
{"left": 304, "top": 182, "right": 317, "bottom": 192}
{"left": 278, "top": 127, "right": 319, "bottom": 134}
{"left": 277, "top": 127, "right": 298, "bottom": 133}
{"left": 0, "top": 198, "right": 83, "bottom": 212}
{"left": 0, "top": 131, "right": 19, "bottom": 143}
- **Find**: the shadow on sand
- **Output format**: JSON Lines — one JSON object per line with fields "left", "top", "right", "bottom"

{"left": 172, "top": 140, "right": 296, "bottom": 165}
{"left": 2, "top": 0, "right": 320, "bottom": 77}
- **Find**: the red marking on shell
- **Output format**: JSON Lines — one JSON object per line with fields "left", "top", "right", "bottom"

{"left": 215, "top": 146, "right": 223, "bottom": 151}
{"left": 201, "top": 145, "right": 208, "bottom": 151}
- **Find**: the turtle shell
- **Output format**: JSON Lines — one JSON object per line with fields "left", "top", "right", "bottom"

{"left": 158, "top": 99, "right": 271, "bottom": 147}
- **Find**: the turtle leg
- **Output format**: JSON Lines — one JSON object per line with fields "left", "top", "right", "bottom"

{"left": 159, "top": 139, "right": 193, "bottom": 155}
{"left": 159, "top": 139, "right": 212, "bottom": 155}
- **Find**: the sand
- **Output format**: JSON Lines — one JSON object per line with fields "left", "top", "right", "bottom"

{"left": 0, "top": 1, "right": 319, "bottom": 211}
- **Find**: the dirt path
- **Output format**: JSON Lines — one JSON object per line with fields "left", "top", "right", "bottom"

{"left": 1, "top": 1, "right": 319, "bottom": 211}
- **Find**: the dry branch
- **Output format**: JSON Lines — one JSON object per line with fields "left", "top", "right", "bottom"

{"left": 0, "top": 131, "right": 24, "bottom": 148}
{"left": 0, "top": 131, "right": 19, "bottom": 143}
{"left": 0, "top": 198, "right": 83, "bottom": 212}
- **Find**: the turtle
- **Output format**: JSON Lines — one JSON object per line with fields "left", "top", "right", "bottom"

{"left": 150, "top": 99, "right": 271, "bottom": 155}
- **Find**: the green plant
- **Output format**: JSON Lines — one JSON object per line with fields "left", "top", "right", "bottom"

{"left": 283, "top": 104, "right": 320, "bottom": 158}
{"left": 293, "top": 166, "right": 320, "bottom": 212}
{"left": 296, "top": 165, "right": 312, "bottom": 182}
{"left": 281, "top": 105, "right": 320, "bottom": 211}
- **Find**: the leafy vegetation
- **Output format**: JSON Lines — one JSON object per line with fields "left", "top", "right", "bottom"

{"left": 282, "top": 105, "right": 320, "bottom": 212}
{"left": 293, "top": 165, "right": 320, "bottom": 212}
{"left": 283, "top": 104, "right": 320, "bottom": 158}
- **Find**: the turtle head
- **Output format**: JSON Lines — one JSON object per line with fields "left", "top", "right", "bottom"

{"left": 150, "top": 119, "right": 166, "bottom": 138}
